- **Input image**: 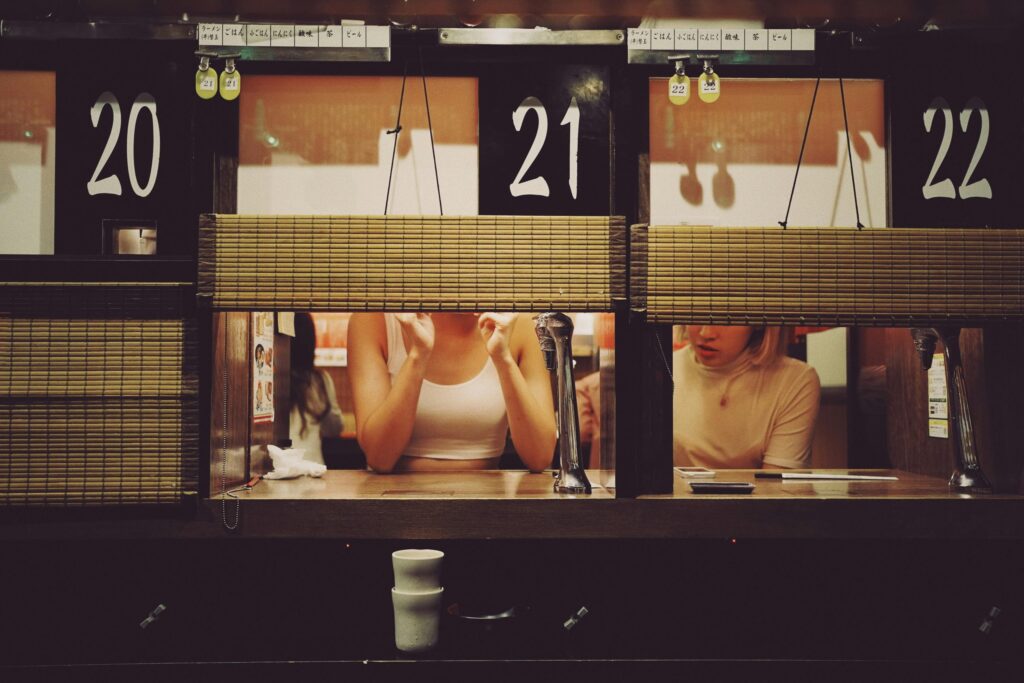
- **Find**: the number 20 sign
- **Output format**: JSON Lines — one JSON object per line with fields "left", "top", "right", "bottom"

{"left": 55, "top": 43, "right": 194, "bottom": 255}
{"left": 88, "top": 91, "right": 161, "bottom": 198}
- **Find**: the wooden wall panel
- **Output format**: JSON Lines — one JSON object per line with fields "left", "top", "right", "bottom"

{"left": 273, "top": 332, "right": 291, "bottom": 447}
{"left": 848, "top": 327, "right": 891, "bottom": 468}
{"left": 980, "top": 325, "right": 1024, "bottom": 494}
{"left": 886, "top": 327, "right": 1022, "bottom": 493}
{"left": 209, "top": 312, "right": 249, "bottom": 495}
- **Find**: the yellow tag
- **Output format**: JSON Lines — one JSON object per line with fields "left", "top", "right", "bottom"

{"left": 220, "top": 69, "right": 241, "bottom": 101}
{"left": 668, "top": 74, "right": 691, "bottom": 106}
{"left": 698, "top": 71, "right": 721, "bottom": 103}
{"left": 195, "top": 67, "right": 218, "bottom": 100}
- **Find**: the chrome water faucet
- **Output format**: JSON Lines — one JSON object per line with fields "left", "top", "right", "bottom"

{"left": 911, "top": 327, "right": 992, "bottom": 493}
{"left": 535, "top": 312, "right": 592, "bottom": 494}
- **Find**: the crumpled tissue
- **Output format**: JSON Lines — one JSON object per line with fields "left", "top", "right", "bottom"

{"left": 263, "top": 444, "right": 327, "bottom": 480}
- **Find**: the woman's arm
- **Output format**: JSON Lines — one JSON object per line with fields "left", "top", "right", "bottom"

{"left": 478, "top": 313, "right": 556, "bottom": 473}
{"left": 762, "top": 365, "right": 821, "bottom": 469}
{"left": 348, "top": 313, "right": 433, "bottom": 473}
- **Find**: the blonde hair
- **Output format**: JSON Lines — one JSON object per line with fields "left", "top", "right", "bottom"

{"left": 747, "top": 326, "right": 787, "bottom": 366}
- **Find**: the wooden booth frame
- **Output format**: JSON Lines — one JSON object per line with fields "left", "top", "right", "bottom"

{"left": 3, "top": 24, "right": 1024, "bottom": 509}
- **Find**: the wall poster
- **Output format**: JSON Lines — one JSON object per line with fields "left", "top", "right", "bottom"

{"left": 252, "top": 311, "right": 275, "bottom": 424}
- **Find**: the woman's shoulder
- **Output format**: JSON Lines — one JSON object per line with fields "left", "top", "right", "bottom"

{"left": 348, "top": 313, "right": 388, "bottom": 351}
{"left": 349, "top": 312, "right": 386, "bottom": 331}
{"left": 317, "top": 367, "right": 337, "bottom": 390}
{"left": 770, "top": 356, "right": 821, "bottom": 394}
{"left": 508, "top": 312, "right": 535, "bottom": 348}
{"left": 672, "top": 345, "right": 695, "bottom": 374}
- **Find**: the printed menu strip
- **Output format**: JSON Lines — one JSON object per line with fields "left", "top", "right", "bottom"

{"left": 627, "top": 27, "right": 814, "bottom": 51}
{"left": 198, "top": 23, "right": 390, "bottom": 48}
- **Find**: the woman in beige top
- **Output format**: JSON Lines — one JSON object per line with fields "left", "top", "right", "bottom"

{"left": 673, "top": 325, "right": 821, "bottom": 469}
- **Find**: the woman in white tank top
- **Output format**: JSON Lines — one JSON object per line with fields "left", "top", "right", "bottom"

{"left": 347, "top": 312, "right": 556, "bottom": 473}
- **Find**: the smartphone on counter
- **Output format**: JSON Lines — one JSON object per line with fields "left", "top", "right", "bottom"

{"left": 689, "top": 481, "right": 755, "bottom": 494}
{"left": 674, "top": 466, "right": 716, "bottom": 478}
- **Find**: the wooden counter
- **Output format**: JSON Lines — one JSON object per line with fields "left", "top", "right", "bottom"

{"left": 3, "top": 469, "right": 1023, "bottom": 541}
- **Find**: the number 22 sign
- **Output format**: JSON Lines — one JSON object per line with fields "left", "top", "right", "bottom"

{"left": 922, "top": 96, "right": 991, "bottom": 200}
{"left": 889, "top": 31, "right": 1022, "bottom": 229}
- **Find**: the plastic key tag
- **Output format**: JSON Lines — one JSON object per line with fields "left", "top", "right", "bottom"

{"left": 698, "top": 70, "right": 721, "bottom": 103}
{"left": 220, "top": 66, "right": 241, "bottom": 101}
{"left": 668, "top": 73, "right": 691, "bottom": 106}
{"left": 195, "top": 66, "right": 218, "bottom": 100}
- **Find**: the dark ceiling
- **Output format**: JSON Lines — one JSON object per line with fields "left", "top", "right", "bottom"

{"left": 0, "top": 0, "right": 1021, "bottom": 30}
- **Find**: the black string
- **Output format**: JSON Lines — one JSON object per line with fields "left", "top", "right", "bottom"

{"left": 419, "top": 45, "right": 444, "bottom": 215}
{"left": 779, "top": 76, "right": 820, "bottom": 229}
{"left": 651, "top": 327, "right": 674, "bottom": 384}
{"left": 384, "top": 60, "right": 408, "bottom": 215}
{"left": 839, "top": 77, "right": 865, "bottom": 229}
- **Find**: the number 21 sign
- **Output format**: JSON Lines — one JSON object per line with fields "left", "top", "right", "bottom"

{"left": 479, "top": 64, "right": 611, "bottom": 216}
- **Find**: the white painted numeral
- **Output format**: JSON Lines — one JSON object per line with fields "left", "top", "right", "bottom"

{"left": 957, "top": 97, "right": 992, "bottom": 200}
{"left": 560, "top": 96, "right": 580, "bottom": 200}
{"left": 126, "top": 93, "right": 161, "bottom": 198}
{"left": 922, "top": 97, "right": 956, "bottom": 200}
{"left": 87, "top": 92, "right": 162, "bottom": 198}
{"left": 510, "top": 96, "right": 550, "bottom": 198}
{"left": 510, "top": 96, "right": 583, "bottom": 200}
{"left": 922, "top": 95, "right": 993, "bottom": 201}
{"left": 87, "top": 91, "right": 123, "bottom": 196}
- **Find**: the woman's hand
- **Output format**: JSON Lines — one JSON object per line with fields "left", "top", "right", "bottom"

{"left": 394, "top": 312, "right": 435, "bottom": 360}
{"left": 477, "top": 312, "right": 516, "bottom": 365}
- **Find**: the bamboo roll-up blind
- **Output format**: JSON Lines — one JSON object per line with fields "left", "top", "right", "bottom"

{"left": 632, "top": 226, "right": 1024, "bottom": 326}
{"left": 199, "top": 215, "right": 627, "bottom": 311}
{"left": 0, "top": 283, "right": 198, "bottom": 506}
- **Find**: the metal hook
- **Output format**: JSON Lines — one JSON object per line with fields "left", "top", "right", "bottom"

{"left": 224, "top": 57, "right": 236, "bottom": 74}
{"left": 198, "top": 55, "right": 211, "bottom": 72}
{"left": 674, "top": 59, "right": 685, "bottom": 77}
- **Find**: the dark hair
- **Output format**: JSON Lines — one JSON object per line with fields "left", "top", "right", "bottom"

{"left": 290, "top": 312, "right": 330, "bottom": 436}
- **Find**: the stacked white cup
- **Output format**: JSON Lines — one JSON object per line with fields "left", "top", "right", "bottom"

{"left": 391, "top": 549, "right": 445, "bottom": 653}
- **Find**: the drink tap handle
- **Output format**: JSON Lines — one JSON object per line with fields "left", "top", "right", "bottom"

{"left": 911, "top": 327, "right": 992, "bottom": 493}
{"left": 535, "top": 313, "right": 592, "bottom": 495}
{"left": 911, "top": 328, "right": 938, "bottom": 370}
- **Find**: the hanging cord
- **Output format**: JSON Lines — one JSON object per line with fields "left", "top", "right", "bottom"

{"left": 419, "top": 45, "right": 444, "bottom": 215}
{"left": 839, "top": 77, "right": 865, "bottom": 229}
{"left": 383, "top": 60, "right": 408, "bottom": 215}
{"left": 651, "top": 327, "right": 674, "bottom": 384}
{"left": 779, "top": 77, "right": 820, "bottom": 229}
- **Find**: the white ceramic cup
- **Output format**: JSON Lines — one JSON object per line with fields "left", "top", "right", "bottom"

{"left": 392, "top": 586, "right": 444, "bottom": 653}
{"left": 392, "top": 548, "right": 444, "bottom": 593}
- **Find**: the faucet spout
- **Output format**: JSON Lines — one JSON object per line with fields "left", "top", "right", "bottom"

{"left": 535, "top": 313, "right": 592, "bottom": 495}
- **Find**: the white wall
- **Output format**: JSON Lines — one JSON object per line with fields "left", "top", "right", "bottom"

{"left": 238, "top": 130, "right": 477, "bottom": 215}
{"left": 650, "top": 130, "right": 886, "bottom": 228}
{"left": 0, "top": 128, "right": 56, "bottom": 254}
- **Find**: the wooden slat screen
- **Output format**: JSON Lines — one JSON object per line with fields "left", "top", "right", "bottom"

{"left": 632, "top": 225, "right": 1024, "bottom": 326}
{"left": 0, "top": 283, "right": 198, "bottom": 506}
{"left": 199, "top": 215, "right": 627, "bottom": 311}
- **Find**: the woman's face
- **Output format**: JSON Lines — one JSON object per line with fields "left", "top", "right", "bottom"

{"left": 686, "top": 325, "right": 754, "bottom": 367}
